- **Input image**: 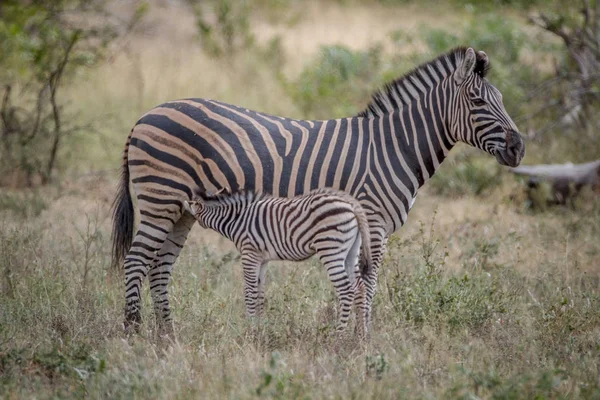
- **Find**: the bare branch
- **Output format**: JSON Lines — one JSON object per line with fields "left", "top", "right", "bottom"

{"left": 43, "top": 31, "right": 81, "bottom": 184}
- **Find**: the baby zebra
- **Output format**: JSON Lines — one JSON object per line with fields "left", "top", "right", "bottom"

{"left": 184, "top": 188, "right": 373, "bottom": 334}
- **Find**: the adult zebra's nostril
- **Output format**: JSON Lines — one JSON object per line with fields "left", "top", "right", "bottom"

{"left": 505, "top": 129, "right": 525, "bottom": 157}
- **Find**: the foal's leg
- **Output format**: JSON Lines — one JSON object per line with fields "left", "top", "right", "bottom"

{"left": 363, "top": 226, "right": 388, "bottom": 334}
{"left": 240, "top": 251, "right": 263, "bottom": 318}
{"left": 344, "top": 232, "right": 367, "bottom": 339}
{"left": 256, "top": 261, "right": 268, "bottom": 318}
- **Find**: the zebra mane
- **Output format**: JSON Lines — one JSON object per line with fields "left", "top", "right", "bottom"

{"left": 358, "top": 47, "right": 491, "bottom": 118}
{"left": 195, "top": 189, "right": 270, "bottom": 207}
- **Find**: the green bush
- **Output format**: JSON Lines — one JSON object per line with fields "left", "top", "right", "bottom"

{"left": 387, "top": 263, "right": 512, "bottom": 334}
{"left": 385, "top": 219, "right": 515, "bottom": 334}
{"left": 0, "top": 190, "right": 48, "bottom": 219}
{"left": 428, "top": 152, "right": 503, "bottom": 197}
{"left": 532, "top": 280, "right": 600, "bottom": 360}
{"left": 286, "top": 44, "right": 384, "bottom": 119}
{"left": 446, "top": 367, "right": 573, "bottom": 399}
{"left": 190, "top": 0, "right": 254, "bottom": 58}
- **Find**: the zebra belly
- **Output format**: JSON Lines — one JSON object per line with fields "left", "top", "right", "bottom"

{"left": 260, "top": 245, "right": 315, "bottom": 263}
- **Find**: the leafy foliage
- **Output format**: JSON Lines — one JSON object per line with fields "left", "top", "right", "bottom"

{"left": 189, "top": 0, "right": 255, "bottom": 58}
{"left": 385, "top": 218, "right": 516, "bottom": 334}
{"left": 285, "top": 45, "right": 384, "bottom": 119}
{"left": 428, "top": 151, "right": 503, "bottom": 197}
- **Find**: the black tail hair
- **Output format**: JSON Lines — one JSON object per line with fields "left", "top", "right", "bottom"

{"left": 111, "top": 136, "right": 134, "bottom": 270}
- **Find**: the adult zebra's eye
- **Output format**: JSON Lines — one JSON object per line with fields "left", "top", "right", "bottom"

{"left": 472, "top": 98, "right": 487, "bottom": 107}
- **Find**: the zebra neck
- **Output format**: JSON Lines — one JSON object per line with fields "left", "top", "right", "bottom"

{"left": 379, "top": 104, "right": 453, "bottom": 183}
{"left": 369, "top": 105, "right": 454, "bottom": 231}
{"left": 201, "top": 202, "right": 244, "bottom": 240}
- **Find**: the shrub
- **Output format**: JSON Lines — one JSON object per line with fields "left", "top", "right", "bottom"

{"left": 0, "top": 190, "right": 48, "bottom": 219}
{"left": 286, "top": 44, "right": 384, "bottom": 119}
{"left": 446, "top": 367, "right": 573, "bottom": 399}
{"left": 387, "top": 264, "right": 512, "bottom": 334}
{"left": 385, "top": 218, "right": 516, "bottom": 334}
{"left": 531, "top": 279, "right": 600, "bottom": 360}
{"left": 428, "top": 151, "right": 503, "bottom": 197}
{"left": 189, "top": 0, "right": 254, "bottom": 58}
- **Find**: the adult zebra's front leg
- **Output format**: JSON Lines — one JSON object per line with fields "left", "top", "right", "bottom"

{"left": 363, "top": 226, "right": 389, "bottom": 333}
{"left": 148, "top": 211, "right": 196, "bottom": 339}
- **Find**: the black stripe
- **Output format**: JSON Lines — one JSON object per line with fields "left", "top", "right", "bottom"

{"left": 139, "top": 220, "right": 170, "bottom": 235}
{"left": 132, "top": 175, "right": 192, "bottom": 199}
{"left": 201, "top": 101, "right": 274, "bottom": 193}
{"left": 138, "top": 194, "right": 183, "bottom": 206}
{"left": 349, "top": 118, "right": 371, "bottom": 195}
{"left": 294, "top": 120, "right": 324, "bottom": 195}
{"left": 311, "top": 120, "right": 336, "bottom": 189}
{"left": 139, "top": 208, "right": 177, "bottom": 224}
{"left": 339, "top": 117, "right": 360, "bottom": 191}
{"left": 325, "top": 118, "right": 348, "bottom": 187}
{"left": 136, "top": 112, "right": 233, "bottom": 191}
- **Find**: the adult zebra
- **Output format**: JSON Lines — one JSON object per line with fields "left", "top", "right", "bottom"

{"left": 112, "top": 47, "right": 525, "bottom": 336}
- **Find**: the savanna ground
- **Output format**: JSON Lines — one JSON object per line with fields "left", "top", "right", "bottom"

{"left": 1, "top": 0, "right": 600, "bottom": 398}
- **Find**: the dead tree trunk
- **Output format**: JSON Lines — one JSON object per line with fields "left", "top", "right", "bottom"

{"left": 511, "top": 160, "right": 600, "bottom": 205}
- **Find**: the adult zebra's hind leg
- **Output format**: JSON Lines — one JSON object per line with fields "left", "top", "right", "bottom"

{"left": 123, "top": 215, "right": 175, "bottom": 334}
{"left": 149, "top": 211, "right": 196, "bottom": 339}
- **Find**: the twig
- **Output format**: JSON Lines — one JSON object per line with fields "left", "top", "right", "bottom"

{"left": 44, "top": 30, "right": 81, "bottom": 184}
{"left": 527, "top": 289, "right": 542, "bottom": 309}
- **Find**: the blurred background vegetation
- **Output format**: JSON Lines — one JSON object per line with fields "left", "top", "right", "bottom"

{"left": 1, "top": 0, "right": 599, "bottom": 188}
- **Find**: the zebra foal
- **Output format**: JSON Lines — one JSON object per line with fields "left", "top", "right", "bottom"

{"left": 183, "top": 188, "right": 373, "bottom": 334}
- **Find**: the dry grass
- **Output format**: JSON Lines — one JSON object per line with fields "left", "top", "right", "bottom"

{"left": 1, "top": 177, "right": 599, "bottom": 398}
{"left": 2, "top": 1, "right": 599, "bottom": 398}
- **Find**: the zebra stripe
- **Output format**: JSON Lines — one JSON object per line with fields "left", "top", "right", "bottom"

{"left": 112, "top": 47, "right": 525, "bottom": 337}
{"left": 183, "top": 188, "right": 372, "bottom": 334}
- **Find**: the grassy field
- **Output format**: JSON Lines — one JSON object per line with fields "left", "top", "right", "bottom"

{"left": 1, "top": 1, "right": 599, "bottom": 398}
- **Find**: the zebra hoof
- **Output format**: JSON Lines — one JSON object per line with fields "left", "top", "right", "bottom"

{"left": 124, "top": 311, "right": 142, "bottom": 336}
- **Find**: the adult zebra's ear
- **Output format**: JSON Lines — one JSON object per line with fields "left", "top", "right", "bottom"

{"left": 477, "top": 51, "right": 489, "bottom": 70}
{"left": 454, "top": 47, "right": 477, "bottom": 85}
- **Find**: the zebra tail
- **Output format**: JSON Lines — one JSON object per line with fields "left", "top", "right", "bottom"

{"left": 111, "top": 131, "right": 134, "bottom": 270}
{"left": 353, "top": 202, "right": 373, "bottom": 281}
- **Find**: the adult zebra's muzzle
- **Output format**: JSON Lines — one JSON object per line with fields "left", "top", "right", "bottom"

{"left": 496, "top": 129, "right": 525, "bottom": 167}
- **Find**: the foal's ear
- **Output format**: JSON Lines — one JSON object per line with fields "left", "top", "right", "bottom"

{"left": 183, "top": 200, "right": 196, "bottom": 214}
{"left": 214, "top": 187, "right": 230, "bottom": 196}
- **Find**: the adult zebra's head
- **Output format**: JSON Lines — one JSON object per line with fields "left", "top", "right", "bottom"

{"left": 452, "top": 47, "right": 525, "bottom": 167}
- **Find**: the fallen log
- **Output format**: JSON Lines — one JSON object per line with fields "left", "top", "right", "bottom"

{"left": 510, "top": 160, "right": 600, "bottom": 205}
